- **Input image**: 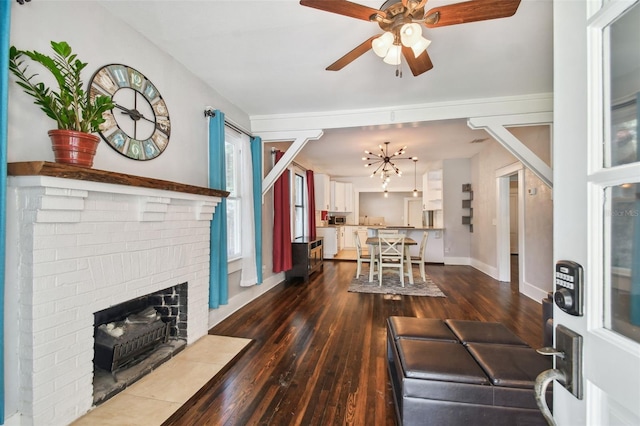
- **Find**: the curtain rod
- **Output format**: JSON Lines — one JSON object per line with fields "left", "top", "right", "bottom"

{"left": 203, "top": 108, "right": 253, "bottom": 138}
{"left": 271, "top": 147, "right": 307, "bottom": 171}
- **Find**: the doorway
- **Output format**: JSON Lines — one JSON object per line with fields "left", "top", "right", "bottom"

{"left": 496, "top": 163, "right": 524, "bottom": 294}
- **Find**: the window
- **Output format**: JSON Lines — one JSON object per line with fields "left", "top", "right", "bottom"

{"left": 225, "top": 132, "right": 242, "bottom": 260}
{"left": 293, "top": 172, "right": 305, "bottom": 240}
{"left": 603, "top": 3, "right": 640, "bottom": 344}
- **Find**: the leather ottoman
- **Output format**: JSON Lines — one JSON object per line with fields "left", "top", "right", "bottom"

{"left": 386, "top": 317, "right": 551, "bottom": 426}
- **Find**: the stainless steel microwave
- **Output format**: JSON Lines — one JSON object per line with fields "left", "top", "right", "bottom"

{"left": 334, "top": 216, "right": 346, "bottom": 225}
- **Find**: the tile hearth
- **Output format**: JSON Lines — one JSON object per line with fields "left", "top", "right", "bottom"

{"left": 73, "top": 335, "right": 251, "bottom": 425}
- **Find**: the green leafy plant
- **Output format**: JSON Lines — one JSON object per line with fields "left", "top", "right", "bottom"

{"left": 8, "top": 40, "right": 114, "bottom": 134}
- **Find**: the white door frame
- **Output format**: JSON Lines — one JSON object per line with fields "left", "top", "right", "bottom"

{"left": 495, "top": 163, "right": 525, "bottom": 287}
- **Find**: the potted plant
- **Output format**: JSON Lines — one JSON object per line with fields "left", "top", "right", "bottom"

{"left": 8, "top": 40, "right": 114, "bottom": 168}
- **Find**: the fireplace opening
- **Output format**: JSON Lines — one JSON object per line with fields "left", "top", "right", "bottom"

{"left": 93, "top": 282, "right": 188, "bottom": 405}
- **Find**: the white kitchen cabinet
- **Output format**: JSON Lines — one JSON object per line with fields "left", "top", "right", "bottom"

{"left": 424, "top": 169, "right": 443, "bottom": 210}
{"left": 330, "top": 181, "right": 345, "bottom": 211}
{"left": 316, "top": 227, "right": 337, "bottom": 258}
{"left": 343, "top": 225, "right": 367, "bottom": 249}
{"left": 314, "top": 173, "right": 331, "bottom": 211}
{"left": 422, "top": 169, "right": 444, "bottom": 228}
{"left": 342, "top": 225, "right": 356, "bottom": 249}
{"left": 356, "top": 228, "right": 368, "bottom": 248}
{"left": 330, "top": 181, "right": 353, "bottom": 212}
{"left": 344, "top": 182, "right": 353, "bottom": 212}
{"left": 337, "top": 226, "right": 345, "bottom": 251}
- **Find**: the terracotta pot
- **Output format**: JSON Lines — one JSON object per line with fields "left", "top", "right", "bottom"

{"left": 48, "top": 129, "right": 100, "bottom": 168}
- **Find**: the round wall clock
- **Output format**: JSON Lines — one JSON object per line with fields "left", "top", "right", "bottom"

{"left": 89, "top": 64, "right": 171, "bottom": 161}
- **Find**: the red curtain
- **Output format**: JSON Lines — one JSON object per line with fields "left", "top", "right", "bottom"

{"left": 306, "top": 170, "right": 316, "bottom": 241}
{"left": 273, "top": 150, "right": 292, "bottom": 273}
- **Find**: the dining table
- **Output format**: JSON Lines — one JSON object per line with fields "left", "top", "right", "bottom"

{"left": 365, "top": 236, "right": 417, "bottom": 284}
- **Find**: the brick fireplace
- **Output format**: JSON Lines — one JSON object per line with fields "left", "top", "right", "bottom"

{"left": 5, "top": 163, "right": 224, "bottom": 426}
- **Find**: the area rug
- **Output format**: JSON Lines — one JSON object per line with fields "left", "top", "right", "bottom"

{"left": 348, "top": 268, "right": 446, "bottom": 297}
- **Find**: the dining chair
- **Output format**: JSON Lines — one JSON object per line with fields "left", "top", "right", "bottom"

{"left": 410, "top": 231, "right": 429, "bottom": 281}
{"left": 354, "top": 230, "right": 377, "bottom": 278}
{"left": 377, "top": 229, "right": 399, "bottom": 236}
{"left": 377, "top": 234, "right": 406, "bottom": 287}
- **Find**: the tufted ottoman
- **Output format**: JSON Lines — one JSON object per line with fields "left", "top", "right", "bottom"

{"left": 386, "top": 317, "right": 552, "bottom": 425}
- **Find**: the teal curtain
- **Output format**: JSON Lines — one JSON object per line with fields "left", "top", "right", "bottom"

{"left": 0, "top": 1, "right": 10, "bottom": 421}
{"left": 251, "top": 136, "right": 263, "bottom": 284}
{"left": 208, "top": 110, "right": 228, "bottom": 308}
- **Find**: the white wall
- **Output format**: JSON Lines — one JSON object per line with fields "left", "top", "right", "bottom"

{"left": 359, "top": 191, "right": 415, "bottom": 226}
{"left": 443, "top": 158, "right": 471, "bottom": 262}
{"left": 7, "top": 1, "right": 287, "bottom": 335}
{"left": 469, "top": 126, "right": 553, "bottom": 299}
{"left": 8, "top": 1, "right": 249, "bottom": 187}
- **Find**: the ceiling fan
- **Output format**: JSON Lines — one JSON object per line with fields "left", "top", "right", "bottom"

{"left": 300, "top": 0, "right": 522, "bottom": 77}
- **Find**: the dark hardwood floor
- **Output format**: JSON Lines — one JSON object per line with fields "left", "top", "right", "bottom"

{"left": 164, "top": 259, "right": 544, "bottom": 426}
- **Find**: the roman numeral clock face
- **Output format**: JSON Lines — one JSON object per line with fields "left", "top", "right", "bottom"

{"left": 89, "top": 64, "right": 170, "bottom": 160}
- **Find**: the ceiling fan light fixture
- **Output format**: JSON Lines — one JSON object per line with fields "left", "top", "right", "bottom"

{"left": 400, "top": 23, "right": 422, "bottom": 47}
{"left": 372, "top": 31, "right": 394, "bottom": 57}
{"left": 410, "top": 36, "right": 431, "bottom": 57}
{"left": 383, "top": 44, "right": 402, "bottom": 65}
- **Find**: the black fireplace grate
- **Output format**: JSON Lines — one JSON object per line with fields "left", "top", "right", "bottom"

{"left": 95, "top": 319, "right": 170, "bottom": 373}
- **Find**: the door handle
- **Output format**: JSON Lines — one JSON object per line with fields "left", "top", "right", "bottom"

{"left": 535, "top": 325, "right": 583, "bottom": 425}
{"left": 534, "top": 369, "right": 566, "bottom": 426}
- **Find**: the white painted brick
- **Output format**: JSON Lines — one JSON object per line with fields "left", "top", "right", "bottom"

{"left": 33, "top": 309, "right": 80, "bottom": 334}
{"left": 32, "top": 259, "right": 79, "bottom": 277}
{"left": 32, "top": 352, "right": 57, "bottom": 373}
{"left": 12, "top": 180, "right": 219, "bottom": 425}
{"left": 43, "top": 187, "right": 88, "bottom": 199}
{"left": 76, "top": 232, "right": 112, "bottom": 246}
{"left": 55, "top": 246, "right": 94, "bottom": 262}
{"left": 40, "top": 195, "right": 85, "bottom": 211}
{"left": 35, "top": 210, "right": 81, "bottom": 223}
{"left": 54, "top": 296, "right": 92, "bottom": 321}
{"left": 54, "top": 222, "right": 97, "bottom": 235}
{"left": 31, "top": 284, "right": 77, "bottom": 307}
{"left": 139, "top": 211, "right": 166, "bottom": 221}
{"left": 32, "top": 248, "right": 56, "bottom": 264}
{"left": 32, "top": 223, "right": 57, "bottom": 236}
{"left": 140, "top": 201, "right": 169, "bottom": 213}
{"left": 33, "top": 234, "right": 77, "bottom": 250}
{"left": 53, "top": 358, "right": 84, "bottom": 390}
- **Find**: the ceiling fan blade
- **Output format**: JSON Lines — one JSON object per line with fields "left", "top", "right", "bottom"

{"left": 326, "top": 35, "right": 378, "bottom": 71}
{"left": 300, "top": 0, "right": 385, "bottom": 21}
{"left": 402, "top": 45, "right": 434, "bottom": 76}
{"left": 424, "top": 0, "right": 521, "bottom": 28}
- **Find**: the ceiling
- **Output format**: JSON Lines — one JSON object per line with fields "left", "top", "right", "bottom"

{"left": 99, "top": 0, "right": 553, "bottom": 179}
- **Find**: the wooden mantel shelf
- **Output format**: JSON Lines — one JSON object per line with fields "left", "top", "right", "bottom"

{"left": 7, "top": 161, "right": 229, "bottom": 198}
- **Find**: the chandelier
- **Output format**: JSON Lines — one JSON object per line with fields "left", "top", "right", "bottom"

{"left": 362, "top": 141, "right": 417, "bottom": 189}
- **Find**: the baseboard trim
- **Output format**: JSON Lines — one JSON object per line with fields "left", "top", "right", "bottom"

{"left": 444, "top": 256, "right": 471, "bottom": 265}
{"left": 208, "top": 273, "right": 284, "bottom": 328}
{"left": 469, "top": 258, "right": 498, "bottom": 280}
{"left": 521, "top": 280, "right": 549, "bottom": 304}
